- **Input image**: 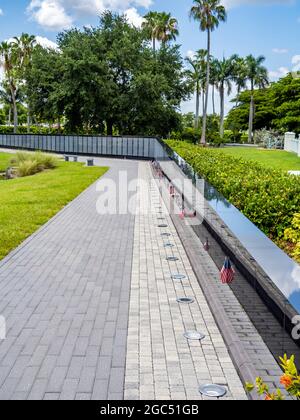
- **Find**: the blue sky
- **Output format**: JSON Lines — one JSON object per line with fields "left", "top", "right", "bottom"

{"left": 0, "top": 0, "right": 300, "bottom": 113}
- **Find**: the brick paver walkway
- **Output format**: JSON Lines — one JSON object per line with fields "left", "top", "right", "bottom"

{"left": 124, "top": 163, "right": 247, "bottom": 400}
{"left": 0, "top": 157, "right": 248, "bottom": 400}
{"left": 0, "top": 158, "right": 138, "bottom": 400}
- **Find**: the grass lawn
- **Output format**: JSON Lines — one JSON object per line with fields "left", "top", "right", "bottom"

{"left": 220, "top": 147, "right": 300, "bottom": 171}
{"left": 0, "top": 152, "right": 108, "bottom": 261}
{"left": 0, "top": 153, "right": 11, "bottom": 172}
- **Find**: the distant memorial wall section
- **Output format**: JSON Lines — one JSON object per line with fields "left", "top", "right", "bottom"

{"left": 0, "top": 134, "right": 167, "bottom": 160}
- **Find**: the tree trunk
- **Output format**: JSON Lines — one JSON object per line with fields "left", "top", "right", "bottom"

{"left": 201, "top": 29, "right": 211, "bottom": 145}
{"left": 8, "top": 107, "right": 11, "bottom": 126}
{"left": 107, "top": 120, "right": 113, "bottom": 136}
{"left": 152, "top": 37, "right": 156, "bottom": 54}
{"left": 27, "top": 105, "right": 31, "bottom": 134}
{"left": 248, "top": 82, "right": 254, "bottom": 143}
{"left": 212, "top": 85, "right": 216, "bottom": 115}
{"left": 10, "top": 85, "right": 18, "bottom": 134}
{"left": 219, "top": 84, "right": 225, "bottom": 138}
{"left": 195, "top": 82, "right": 200, "bottom": 129}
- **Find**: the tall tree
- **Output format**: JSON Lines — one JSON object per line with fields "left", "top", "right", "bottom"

{"left": 13, "top": 33, "right": 36, "bottom": 132}
{"left": 155, "top": 12, "right": 179, "bottom": 45}
{"left": 210, "top": 58, "right": 218, "bottom": 114}
{"left": 232, "top": 56, "right": 248, "bottom": 107}
{"left": 245, "top": 55, "right": 268, "bottom": 143}
{"left": 185, "top": 49, "right": 207, "bottom": 129}
{"left": 214, "top": 55, "right": 237, "bottom": 137}
{"left": 142, "top": 11, "right": 179, "bottom": 53}
{"left": 142, "top": 11, "right": 160, "bottom": 53}
{"left": 0, "top": 42, "right": 19, "bottom": 133}
{"left": 190, "top": 0, "right": 227, "bottom": 144}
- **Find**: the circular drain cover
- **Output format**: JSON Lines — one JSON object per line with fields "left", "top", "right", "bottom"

{"left": 161, "top": 233, "right": 171, "bottom": 237}
{"left": 158, "top": 224, "right": 168, "bottom": 228}
{"left": 199, "top": 384, "right": 227, "bottom": 398}
{"left": 167, "top": 257, "right": 179, "bottom": 262}
{"left": 177, "top": 297, "right": 194, "bottom": 304}
{"left": 171, "top": 274, "right": 186, "bottom": 280}
{"left": 184, "top": 331, "right": 206, "bottom": 341}
{"left": 164, "top": 243, "right": 174, "bottom": 248}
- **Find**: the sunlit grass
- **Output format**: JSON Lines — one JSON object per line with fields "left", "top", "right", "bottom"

{"left": 0, "top": 153, "right": 108, "bottom": 260}
{"left": 220, "top": 147, "right": 300, "bottom": 171}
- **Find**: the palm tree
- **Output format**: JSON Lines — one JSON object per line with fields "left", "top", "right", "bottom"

{"left": 156, "top": 12, "right": 179, "bottom": 45}
{"left": 185, "top": 49, "right": 207, "bottom": 129}
{"left": 0, "top": 41, "right": 19, "bottom": 133}
{"left": 214, "top": 55, "right": 237, "bottom": 137}
{"left": 232, "top": 56, "right": 248, "bottom": 107}
{"left": 210, "top": 58, "right": 218, "bottom": 114}
{"left": 13, "top": 34, "right": 36, "bottom": 132}
{"left": 13, "top": 33, "right": 36, "bottom": 69}
{"left": 142, "top": 11, "right": 160, "bottom": 53}
{"left": 143, "top": 12, "right": 179, "bottom": 53}
{"left": 190, "top": 0, "right": 227, "bottom": 145}
{"left": 245, "top": 55, "right": 269, "bottom": 143}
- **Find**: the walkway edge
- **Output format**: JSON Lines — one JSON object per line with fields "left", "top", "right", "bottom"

{"left": 153, "top": 171, "right": 260, "bottom": 400}
{"left": 169, "top": 212, "right": 260, "bottom": 400}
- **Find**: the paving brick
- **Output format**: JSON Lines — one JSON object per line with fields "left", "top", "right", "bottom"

{"left": 0, "top": 159, "right": 137, "bottom": 400}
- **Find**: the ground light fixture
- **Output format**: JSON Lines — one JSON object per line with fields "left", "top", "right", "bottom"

{"left": 161, "top": 233, "right": 171, "bottom": 237}
{"left": 177, "top": 297, "right": 195, "bottom": 304}
{"left": 158, "top": 224, "right": 168, "bottom": 228}
{"left": 199, "top": 384, "right": 227, "bottom": 399}
{"left": 164, "top": 243, "right": 174, "bottom": 248}
{"left": 167, "top": 257, "right": 179, "bottom": 262}
{"left": 184, "top": 331, "right": 206, "bottom": 341}
{"left": 171, "top": 274, "right": 186, "bottom": 280}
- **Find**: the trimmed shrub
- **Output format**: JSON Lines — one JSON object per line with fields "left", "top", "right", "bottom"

{"left": 166, "top": 141, "right": 300, "bottom": 244}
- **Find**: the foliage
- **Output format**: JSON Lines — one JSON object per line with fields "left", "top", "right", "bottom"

{"left": 190, "top": 0, "right": 227, "bottom": 144}
{"left": 9, "top": 151, "right": 58, "bottom": 177}
{"left": 166, "top": 141, "right": 300, "bottom": 257}
{"left": 284, "top": 213, "right": 300, "bottom": 262}
{"left": 172, "top": 114, "right": 220, "bottom": 143}
{"left": 0, "top": 125, "right": 61, "bottom": 134}
{"left": 246, "top": 355, "right": 300, "bottom": 400}
{"left": 0, "top": 152, "right": 107, "bottom": 260}
{"left": 142, "top": 11, "right": 179, "bottom": 51}
{"left": 26, "top": 12, "right": 190, "bottom": 137}
{"left": 227, "top": 73, "right": 300, "bottom": 134}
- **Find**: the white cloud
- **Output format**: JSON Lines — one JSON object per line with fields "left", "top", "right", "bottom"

{"left": 272, "top": 48, "right": 289, "bottom": 54}
{"left": 28, "top": 1, "right": 73, "bottom": 31}
{"left": 35, "top": 35, "right": 59, "bottom": 50}
{"left": 124, "top": 8, "right": 144, "bottom": 27}
{"left": 186, "top": 50, "right": 196, "bottom": 59}
{"left": 27, "top": 0, "right": 152, "bottom": 31}
{"left": 222, "top": 0, "right": 294, "bottom": 8}
{"left": 269, "top": 66, "right": 289, "bottom": 79}
{"left": 292, "top": 55, "right": 300, "bottom": 72}
{"left": 0, "top": 9, "right": 3, "bottom": 16}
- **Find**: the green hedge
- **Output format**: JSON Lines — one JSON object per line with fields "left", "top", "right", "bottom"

{"left": 0, "top": 126, "right": 63, "bottom": 135}
{"left": 166, "top": 141, "right": 300, "bottom": 241}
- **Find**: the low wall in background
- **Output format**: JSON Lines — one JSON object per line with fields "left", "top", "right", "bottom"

{"left": 0, "top": 134, "right": 166, "bottom": 160}
{"left": 284, "top": 132, "right": 300, "bottom": 156}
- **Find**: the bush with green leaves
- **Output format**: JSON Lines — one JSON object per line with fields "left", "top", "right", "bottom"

{"left": 284, "top": 214, "right": 300, "bottom": 262}
{"left": 10, "top": 152, "right": 58, "bottom": 177}
{"left": 0, "top": 125, "right": 64, "bottom": 135}
{"left": 166, "top": 141, "right": 300, "bottom": 258}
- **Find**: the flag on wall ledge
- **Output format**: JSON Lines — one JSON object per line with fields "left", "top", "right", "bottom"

{"left": 220, "top": 257, "right": 235, "bottom": 284}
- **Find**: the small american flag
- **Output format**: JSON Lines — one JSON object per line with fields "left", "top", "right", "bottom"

{"left": 220, "top": 257, "right": 235, "bottom": 284}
